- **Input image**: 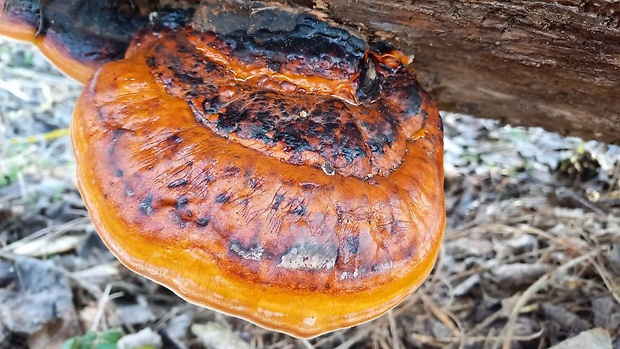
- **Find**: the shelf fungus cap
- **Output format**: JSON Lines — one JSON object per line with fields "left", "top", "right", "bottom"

{"left": 71, "top": 11, "right": 445, "bottom": 338}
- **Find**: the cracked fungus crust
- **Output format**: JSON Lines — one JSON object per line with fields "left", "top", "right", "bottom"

{"left": 71, "top": 15, "right": 445, "bottom": 338}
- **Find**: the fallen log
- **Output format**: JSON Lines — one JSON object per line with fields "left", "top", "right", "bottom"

{"left": 294, "top": 0, "right": 620, "bottom": 143}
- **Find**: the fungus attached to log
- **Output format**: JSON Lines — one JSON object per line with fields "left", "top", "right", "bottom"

{"left": 5, "top": 1, "right": 445, "bottom": 338}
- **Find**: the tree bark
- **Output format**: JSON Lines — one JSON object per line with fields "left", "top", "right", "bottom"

{"left": 290, "top": 0, "right": 620, "bottom": 143}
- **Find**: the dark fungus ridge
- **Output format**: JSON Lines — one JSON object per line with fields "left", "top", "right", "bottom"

{"left": 4, "top": 0, "right": 150, "bottom": 67}
{"left": 143, "top": 24, "right": 427, "bottom": 178}
{"left": 2, "top": 0, "right": 39, "bottom": 29}
{"left": 219, "top": 14, "right": 367, "bottom": 81}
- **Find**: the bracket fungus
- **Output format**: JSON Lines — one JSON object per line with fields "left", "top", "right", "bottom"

{"left": 3, "top": 1, "right": 445, "bottom": 338}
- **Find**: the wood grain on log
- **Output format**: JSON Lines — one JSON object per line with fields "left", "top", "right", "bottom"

{"left": 289, "top": 0, "right": 620, "bottom": 143}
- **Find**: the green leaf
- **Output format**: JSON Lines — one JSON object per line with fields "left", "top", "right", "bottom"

{"left": 62, "top": 328, "right": 124, "bottom": 349}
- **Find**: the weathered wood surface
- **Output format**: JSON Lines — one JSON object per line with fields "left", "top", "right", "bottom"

{"left": 290, "top": 0, "right": 620, "bottom": 143}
